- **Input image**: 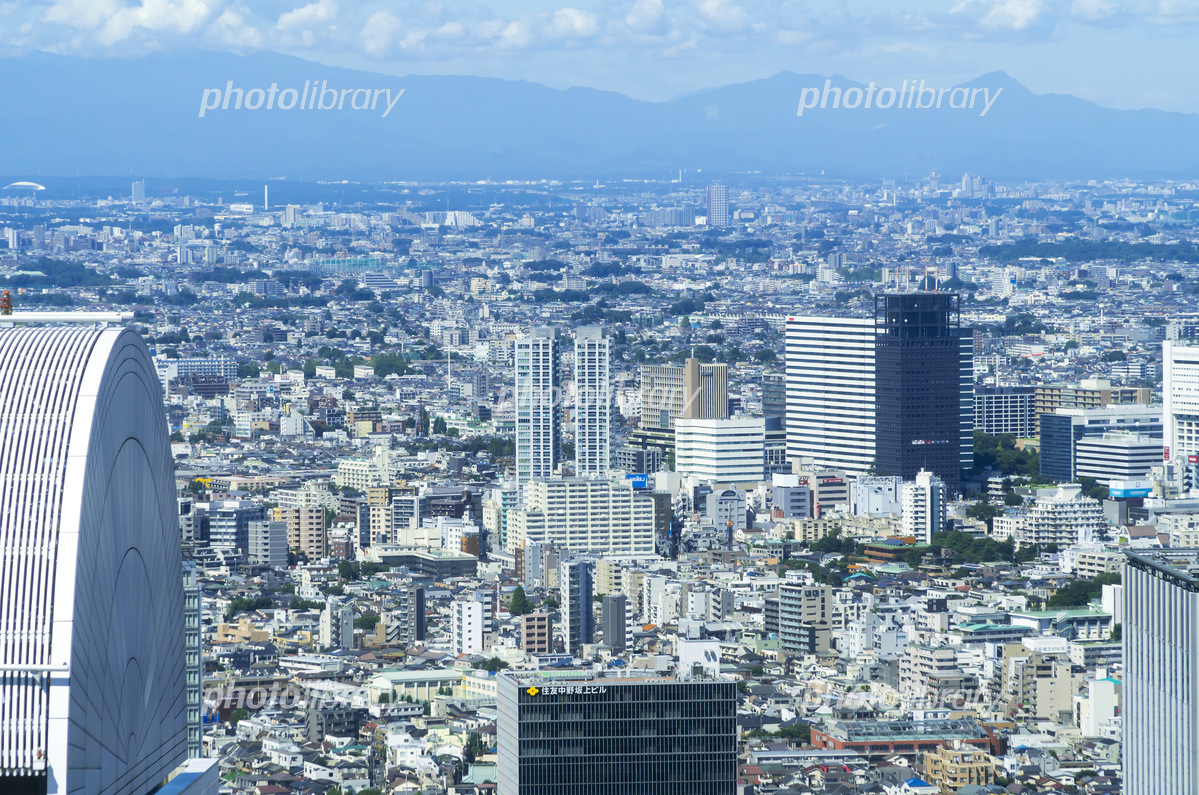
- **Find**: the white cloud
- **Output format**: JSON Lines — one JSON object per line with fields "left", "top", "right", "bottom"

{"left": 1070, "top": 0, "right": 1118, "bottom": 20}
{"left": 277, "top": 0, "right": 336, "bottom": 33}
{"left": 625, "top": 0, "right": 668, "bottom": 35}
{"left": 361, "top": 9, "right": 401, "bottom": 57}
{"left": 950, "top": 0, "right": 1049, "bottom": 31}
{"left": 693, "top": 0, "right": 749, "bottom": 33}
{"left": 548, "top": 7, "right": 600, "bottom": 38}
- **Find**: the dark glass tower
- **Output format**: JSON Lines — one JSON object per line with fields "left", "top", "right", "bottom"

{"left": 497, "top": 674, "right": 737, "bottom": 795}
{"left": 874, "top": 293, "right": 962, "bottom": 492}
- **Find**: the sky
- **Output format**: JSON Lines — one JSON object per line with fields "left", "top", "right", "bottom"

{"left": 7, "top": 0, "right": 1199, "bottom": 112}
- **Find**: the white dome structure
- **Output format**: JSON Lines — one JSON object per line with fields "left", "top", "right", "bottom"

{"left": 0, "top": 326, "right": 185, "bottom": 794}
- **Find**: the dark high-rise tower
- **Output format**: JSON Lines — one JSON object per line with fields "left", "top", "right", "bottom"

{"left": 874, "top": 293, "right": 962, "bottom": 492}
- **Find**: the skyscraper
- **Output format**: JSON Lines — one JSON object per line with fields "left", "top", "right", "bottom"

{"left": 559, "top": 558, "right": 594, "bottom": 655}
{"left": 1164, "top": 338, "right": 1199, "bottom": 460}
{"left": 515, "top": 327, "right": 562, "bottom": 482}
{"left": 785, "top": 294, "right": 970, "bottom": 490}
{"left": 875, "top": 293, "right": 963, "bottom": 491}
{"left": 706, "top": 183, "right": 729, "bottom": 227}
{"left": 573, "top": 325, "right": 612, "bottom": 477}
{"left": 0, "top": 325, "right": 194, "bottom": 793}
{"left": 785, "top": 315, "right": 877, "bottom": 473}
{"left": 132, "top": 178, "right": 145, "bottom": 203}
{"left": 1123, "top": 549, "right": 1199, "bottom": 794}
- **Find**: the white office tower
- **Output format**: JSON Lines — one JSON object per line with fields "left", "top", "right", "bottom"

{"left": 901, "top": 469, "right": 947, "bottom": 543}
{"left": 675, "top": 416, "right": 766, "bottom": 483}
{"left": 785, "top": 315, "right": 877, "bottom": 474}
{"left": 320, "top": 599, "right": 354, "bottom": 651}
{"left": 515, "top": 327, "right": 562, "bottom": 483}
{"left": 574, "top": 325, "right": 612, "bottom": 477}
{"left": 451, "top": 600, "right": 485, "bottom": 656}
{"left": 1124, "top": 550, "right": 1199, "bottom": 794}
{"left": 0, "top": 326, "right": 216, "bottom": 794}
{"left": 1164, "top": 340, "right": 1199, "bottom": 460}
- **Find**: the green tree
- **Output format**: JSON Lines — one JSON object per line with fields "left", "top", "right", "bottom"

{"left": 1003, "top": 491, "right": 1024, "bottom": 507}
{"left": 339, "top": 560, "right": 361, "bottom": 581}
{"left": 237, "top": 362, "right": 260, "bottom": 378}
{"left": 355, "top": 613, "right": 379, "bottom": 631}
{"left": 303, "top": 357, "right": 318, "bottom": 377}
{"left": 229, "top": 708, "right": 249, "bottom": 723}
{"left": 474, "top": 657, "right": 510, "bottom": 672}
{"left": 432, "top": 416, "right": 448, "bottom": 435}
{"left": 509, "top": 585, "right": 532, "bottom": 616}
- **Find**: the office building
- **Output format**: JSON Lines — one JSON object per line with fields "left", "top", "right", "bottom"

{"left": 975, "top": 386, "right": 1036, "bottom": 437}
{"left": 1040, "top": 406, "right": 1162, "bottom": 482}
{"left": 706, "top": 183, "right": 729, "bottom": 227}
{"left": 132, "top": 178, "right": 146, "bottom": 203}
{"left": 875, "top": 293, "right": 963, "bottom": 492}
{"left": 519, "top": 612, "right": 553, "bottom": 654}
{"left": 0, "top": 326, "right": 191, "bottom": 793}
{"left": 674, "top": 416, "right": 766, "bottom": 483}
{"left": 901, "top": 470, "right": 947, "bottom": 543}
{"left": 785, "top": 315, "right": 877, "bottom": 474}
{"left": 1166, "top": 340, "right": 1199, "bottom": 461}
{"left": 786, "top": 296, "right": 972, "bottom": 488}
{"left": 320, "top": 599, "right": 354, "bottom": 651}
{"left": 1075, "top": 433, "right": 1163, "bottom": 482}
{"left": 559, "top": 559, "right": 595, "bottom": 655}
{"left": 1035, "top": 378, "right": 1152, "bottom": 434}
{"left": 601, "top": 594, "right": 629, "bottom": 652}
{"left": 497, "top": 672, "right": 737, "bottom": 795}
{"left": 451, "top": 600, "right": 485, "bottom": 656}
{"left": 640, "top": 358, "right": 729, "bottom": 430}
{"left": 249, "top": 520, "right": 288, "bottom": 568}
{"left": 1123, "top": 550, "right": 1199, "bottom": 794}
{"left": 507, "top": 478, "right": 658, "bottom": 556}
{"left": 761, "top": 373, "right": 787, "bottom": 427}
{"left": 515, "top": 327, "right": 562, "bottom": 482}
{"left": 574, "top": 326, "right": 612, "bottom": 477}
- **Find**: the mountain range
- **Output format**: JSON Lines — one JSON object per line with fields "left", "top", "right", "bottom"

{"left": 2, "top": 51, "right": 1198, "bottom": 182}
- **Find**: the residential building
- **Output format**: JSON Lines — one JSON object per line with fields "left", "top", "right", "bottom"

{"left": 1015, "top": 484, "right": 1106, "bottom": 548}
{"left": 320, "top": 599, "right": 354, "bottom": 651}
{"left": 515, "top": 326, "right": 562, "bottom": 482}
{"left": 921, "top": 742, "right": 997, "bottom": 791}
{"left": 779, "top": 583, "right": 833, "bottom": 654}
{"left": 706, "top": 183, "right": 729, "bottom": 227}
{"left": 248, "top": 520, "right": 288, "bottom": 568}
{"left": 496, "top": 673, "right": 737, "bottom": 795}
{"left": 574, "top": 325, "right": 613, "bottom": 477}
{"left": 559, "top": 558, "right": 594, "bottom": 655}
{"left": 974, "top": 386, "right": 1036, "bottom": 437}
{"left": 451, "top": 600, "right": 485, "bottom": 656}
{"left": 204, "top": 499, "right": 265, "bottom": 554}
{"left": 507, "top": 478, "right": 657, "bottom": 556}
{"left": 600, "top": 594, "right": 629, "bottom": 653}
{"left": 519, "top": 612, "right": 552, "bottom": 654}
{"left": 274, "top": 504, "right": 328, "bottom": 560}
{"left": 901, "top": 470, "right": 947, "bottom": 543}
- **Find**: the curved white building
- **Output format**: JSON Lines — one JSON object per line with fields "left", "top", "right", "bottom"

{"left": 0, "top": 327, "right": 186, "bottom": 794}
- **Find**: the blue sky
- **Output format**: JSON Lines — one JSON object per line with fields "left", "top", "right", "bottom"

{"left": 9, "top": 0, "right": 1199, "bottom": 111}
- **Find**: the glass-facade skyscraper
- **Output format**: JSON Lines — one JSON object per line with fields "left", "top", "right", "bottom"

{"left": 497, "top": 673, "right": 737, "bottom": 795}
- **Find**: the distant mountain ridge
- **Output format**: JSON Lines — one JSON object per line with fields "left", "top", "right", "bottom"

{"left": 2, "top": 51, "right": 1198, "bottom": 181}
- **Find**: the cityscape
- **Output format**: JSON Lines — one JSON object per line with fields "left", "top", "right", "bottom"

{"left": 1, "top": 169, "right": 1198, "bottom": 794}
